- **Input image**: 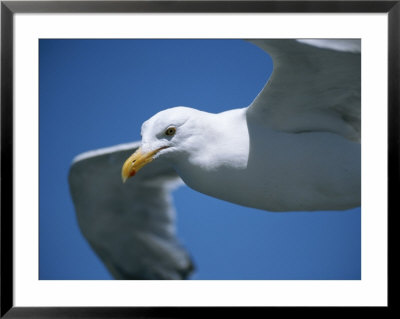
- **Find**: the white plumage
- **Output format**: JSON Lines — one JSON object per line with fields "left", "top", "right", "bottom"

{"left": 69, "top": 39, "right": 361, "bottom": 279}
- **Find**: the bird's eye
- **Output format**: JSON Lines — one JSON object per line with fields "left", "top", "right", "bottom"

{"left": 165, "top": 127, "right": 176, "bottom": 136}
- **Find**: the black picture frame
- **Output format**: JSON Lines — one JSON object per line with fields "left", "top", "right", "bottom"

{"left": 1, "top": 1, "right": 397, "bottom": 317}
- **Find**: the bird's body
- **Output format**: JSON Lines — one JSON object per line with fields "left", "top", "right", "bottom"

{"left": 69, "top": 39, "right": 361, "bottom": 279}
{"left": 146, "top": 106, "right": 360, "bottom": 213}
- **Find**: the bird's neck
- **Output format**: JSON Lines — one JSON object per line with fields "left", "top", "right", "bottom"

{"left": 171, "top": 108, "right": 251, "bottom": 199}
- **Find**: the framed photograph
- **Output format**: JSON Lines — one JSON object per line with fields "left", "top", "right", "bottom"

{"left": 1, "top": 0, "right": 396, "bottom": 317}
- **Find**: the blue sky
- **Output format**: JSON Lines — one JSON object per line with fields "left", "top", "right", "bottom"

{"left": 39, "top": 39, "right": 361, "bottom": 280}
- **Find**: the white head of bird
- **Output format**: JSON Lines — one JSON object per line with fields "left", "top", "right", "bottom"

{"left": 121, "top": 105, "right": 250, "bottom": 186}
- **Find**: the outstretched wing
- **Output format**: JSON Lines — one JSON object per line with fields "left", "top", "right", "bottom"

{"left": 69, "top": 142, "right": 194, "bottom": 279}
{"left": 246, "top": 39, "right": 361, "bottom": 142}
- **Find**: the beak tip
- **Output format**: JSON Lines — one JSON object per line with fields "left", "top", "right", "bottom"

{"left": 121, "top": 169, "right": 136, "bottom": 183}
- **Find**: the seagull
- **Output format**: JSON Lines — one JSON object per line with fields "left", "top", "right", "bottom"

{"left": 69, "top": 39, "right": 361, "bottom": 280}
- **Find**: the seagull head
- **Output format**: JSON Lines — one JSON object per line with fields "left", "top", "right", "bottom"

{"left": 121, "top": 106, "right": 206, "bottom": 182}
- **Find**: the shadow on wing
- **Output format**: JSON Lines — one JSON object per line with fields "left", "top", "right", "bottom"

{"left": 68, "top": 143, "right": 194, "bottom": 279}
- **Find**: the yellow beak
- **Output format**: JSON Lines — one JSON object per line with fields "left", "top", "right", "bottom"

{"left": 121, "top": 146, "right": 167, "bottom": 182}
